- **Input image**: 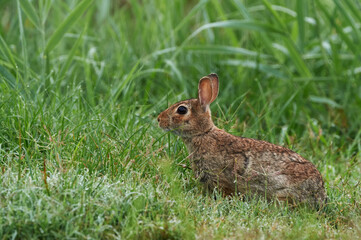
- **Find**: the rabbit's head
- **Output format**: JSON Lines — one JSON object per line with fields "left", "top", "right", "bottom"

{"left": 157, "top": 73, "right": 219, "bottom": 138}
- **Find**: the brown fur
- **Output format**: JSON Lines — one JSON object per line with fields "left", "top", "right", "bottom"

{"left": 157, "top": 73, "right": 326, "bottom": 207}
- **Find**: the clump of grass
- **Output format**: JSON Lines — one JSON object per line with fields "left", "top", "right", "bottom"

{"left": 0, "top": 0, "right": 360, "bottom": 239}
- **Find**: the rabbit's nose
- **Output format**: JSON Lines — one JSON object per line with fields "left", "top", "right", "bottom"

{"left": 157, "top": 116, "right": 160, "bottom": 122}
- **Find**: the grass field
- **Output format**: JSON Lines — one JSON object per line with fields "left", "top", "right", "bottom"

{"left": 1, "top": 0, "right": 361, "bottom": 239}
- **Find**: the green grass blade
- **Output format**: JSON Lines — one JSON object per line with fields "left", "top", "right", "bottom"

{"left": 45, "top": 0, "right": 94, "bottom": 53}
{"left": 0, "top": 65, "right": 16, "bottom": 88}
{"left": 16, "top": 0, "right": 29, "bottom": 97}
{"left": 261, "top": 1, "right": 287, "bottom": 30}
{"left": 173, "top": 0, "right": 209, "bottom": 33}
{"left": 283, "top": 38, "right": 312, "bottom": 77}
{"left": 333, "top": 0, "right": 361, "bottom": 41}
{"left": 172, "top": 19, "right": 286, "bottom": 60}
{"left": 296, "top": 0, "right": 305, "bottom": 50}
{"left": 110, "top": 61, "right": 141, "bottom": 104}
{"left": 343, "top": 0, "right": 361, "bottom": 23}
{"left": 184, "top": 45, "right": 271, "bottom": 58}
{"left": 0, "top": 35, "right": 17, "bottom": 69}
{"left": 211, "top": 0, "right": 239, "bottom": 46}
{"left": 309, "top": 95, "right": 342, "bottom": 109}
{"left": 232, "top": 0, "right": 251, "bottom": 19}
{"left": 188, "top": 20, "right": 285, "bottom": 40}
{"left": 19, "top": 0, "right": 40, "bottom": 29}
{"left": 262, "top": 0, "right": 312, "bottom": 77}
{"left": 317, "top": 0, "right": 361, "bottom": 61}
{"left": 220, "top": 59, "right": 287, "bottom": 79}
{"left": 58, "top": 29, "right": 86, "bottom": 80}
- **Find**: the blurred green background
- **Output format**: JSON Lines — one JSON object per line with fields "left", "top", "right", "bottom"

{"left": 0, "top": 0, "right": 360, "bottom": 239}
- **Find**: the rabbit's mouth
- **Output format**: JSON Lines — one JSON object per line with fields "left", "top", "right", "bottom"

{"left": 159, "top": 125, "right": 172, "bottom": 132}
{"left": 162, "top": 127, "right": 179, "bottom": 135}
{"left": 160, "top": 126, "right": 183, "bottom": 136}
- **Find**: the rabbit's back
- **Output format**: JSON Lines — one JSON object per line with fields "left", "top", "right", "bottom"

{"left": 184, "top": 127, "right": 326, "bottom": 206}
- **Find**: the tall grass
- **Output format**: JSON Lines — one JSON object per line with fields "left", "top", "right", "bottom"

{"left": 0, "top": 0, "right": 360, "bottom": 239}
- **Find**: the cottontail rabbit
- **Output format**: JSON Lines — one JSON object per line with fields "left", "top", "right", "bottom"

{"left": 157, "top": 73, "right": 326, "bottom": 207}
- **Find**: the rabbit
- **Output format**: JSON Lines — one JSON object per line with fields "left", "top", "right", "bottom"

{"left": 157, "top": 73, "right": 327, "bottom": 207}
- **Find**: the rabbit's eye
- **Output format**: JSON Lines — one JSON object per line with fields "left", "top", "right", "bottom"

{"left": 177, "top": 106, "right": 188, "bottom": 115}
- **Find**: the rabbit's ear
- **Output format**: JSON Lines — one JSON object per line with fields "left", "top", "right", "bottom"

{"left": 208, "top": 73, "right": 219, "bottom": 103}
{"left": 198, "top": 73, "right": 219, "bottom": 111}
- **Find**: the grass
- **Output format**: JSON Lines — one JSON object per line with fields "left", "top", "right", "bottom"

{"left": 0, "top": 0, "right": 361, "bottom": 239}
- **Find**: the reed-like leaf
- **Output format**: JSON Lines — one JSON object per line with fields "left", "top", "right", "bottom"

{"left": 263, "top": 0, "right": 312, "bottom": 77}
{"left": 0, "top": 35, "right": 17, "bottom": 69}
{"left": 188, "top": 20, "right": 285, "bottom": 41}
{"left": 0, "top": 65, "right": 16, "bottom": 88}
{"left": 220, "top": 59, "right": 287, "bottom": 79}
{"left": 45, "top": 0, "right": 94, "bottom": 53}
{"left": 19, "top": 0, "right": 40, "bottom": 29}
{"left": 317, "top": 0, "right": 361, "bottom": 61}
{"left": 296, "top": 0, "right": 305, "bottom": 50}
{"left": 185, "top": 45, "right": 271, "bottom": 58}
{"left": 110, "top": 61, "right": 141, "bottom": 103}
{"left": 333, "top": 0, "right": 361, "bottom": 41}
{"left": 58, "top": 29, "right": 86, "bottom": 80}
{"left": 342, "top": 0, "right": 361, "bottom": 23}
{"left": 309, "top": 95, "right": 342, "bottom": 108}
